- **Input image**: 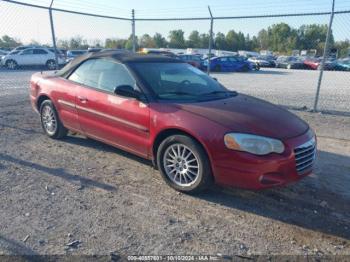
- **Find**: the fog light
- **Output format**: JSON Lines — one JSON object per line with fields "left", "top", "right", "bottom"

{"left": 259, "top": 173, "right": 283, "bottom": 185}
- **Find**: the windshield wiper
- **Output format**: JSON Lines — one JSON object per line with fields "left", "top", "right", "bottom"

{"left": 202, "top": 90, "right": 237, "bottom": 96}
{"left": 160, "top": 91, "right": 196, "bottom": 96}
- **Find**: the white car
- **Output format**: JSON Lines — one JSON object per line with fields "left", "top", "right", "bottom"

{"left": 1, "top": 48, "right": 65, "bottom": 70}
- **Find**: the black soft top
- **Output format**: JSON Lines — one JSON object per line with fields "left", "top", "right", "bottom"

{"left": 56, "top": 50, "right": 183, "bottom": 77}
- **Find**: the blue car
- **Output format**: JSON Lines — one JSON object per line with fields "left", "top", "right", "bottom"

{"left": 201, "top": 56, "right": 258, "bottom": 72}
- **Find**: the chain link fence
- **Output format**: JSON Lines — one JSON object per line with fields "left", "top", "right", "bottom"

{"left": 0, "top": 0, "right": 349, "bottom": 114}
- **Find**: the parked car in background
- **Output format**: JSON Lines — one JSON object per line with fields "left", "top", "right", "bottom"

{"left": 66, "top": 50, "right": 87, "bottom": 62}
{"left": 336, "top": 58, "right": 350, "bottom": 71}
{"left": 87, "top": 47, "right": 102, "bottom": 53}
{"left": 48, "top": 48, "right": 67, "bottom": 61}
{"left": 303, "top": 57, "right": 321, "bottom": 70}
{"left": 139, "top": 49, "right": 177, "bottom": 58}
{"left": 304, "top": 57, "right": 350, "bottom": 71}
{"left": 1, "top": 47, "right": 65, "bottom": 70}
{"left": 202, "top": 56, "right": 257, "bottom": 72}
{"left": 0, "top": 49, "right": 9, "bottom": 56}
{"left": 248, "top": 56, "right": 276, "bottom": 68}
{"left": 275, "top": 56, "right": 307, "bottom": 69}
{"left": 12, "top": 45, "right": 42, "bottom": 52}
{"left": 178, "top": 54, "right": 202, "bottom": 68}
{"left": 29, "top": 51, "right": 316, "bottom": 193}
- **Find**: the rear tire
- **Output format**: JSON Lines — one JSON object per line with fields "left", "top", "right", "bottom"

{"left": 157, "top": 135, "right": 213, "bottom": 194}
{"left": 5, "top": 60, "right": 18, "bottom": 70}
{"left": 40, "top": 100, "right": 67, "bottom": 139}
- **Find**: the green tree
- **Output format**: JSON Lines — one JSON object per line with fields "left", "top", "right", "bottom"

{"left": 225, "top": 30, "right": 247, "bottom": 51}
{"left": 187, "top": 30, "right": 201, "bottom": 48}
{"left": 153, "top": 33, "right": 167, "bottom": 48}
{"left": 0, "top": 35, "right": 21, "bottom": 49}
{"left": 105, "top": 38, "right": 127, "bottom": 49}
{"left": 125, "top": 35, "right": 138, "bottom": 51}
{"left": 168, "top": 30, "right": 186, "bottom": 48}
{"left": 198, "top": 33, "right": 210, "bottom": 48}
{"left": 257, "top": 29, "right": 269, "bottom": 50}
{"left": 267, "top": 23, "right": 298, "bottom": 53}
{"left": 214, "top": 32, "right": 227, "bottom": 50}
{"left": 334, "top": 39, "right": 350, "bottom": 58}
{"left": 139, "top": 34, "right": 156, "bottom": 48}
{"left": 298, "top": 24, "right": 333, "bottom": 54}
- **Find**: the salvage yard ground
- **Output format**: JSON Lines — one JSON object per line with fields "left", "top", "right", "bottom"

{"left": 0, "top": 68, "right": 349, "bottom": 257}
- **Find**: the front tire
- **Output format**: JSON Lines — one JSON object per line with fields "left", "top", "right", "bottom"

{"left": 46, "top": 60, "right": 57, "bottom": 70}
{"left": 157, "top": 135, "right": 213, "bottom": 193}
{"left": 40, "top": 100, "right": 67, "bottom": 139}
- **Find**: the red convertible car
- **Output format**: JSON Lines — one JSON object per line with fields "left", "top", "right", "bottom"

{"left": 29, "top": 51, "right": 316, "bottom": 193}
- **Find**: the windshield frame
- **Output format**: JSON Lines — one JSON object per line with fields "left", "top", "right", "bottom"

{"left": 127, "top": 61, "right": 236, "bottom": 103}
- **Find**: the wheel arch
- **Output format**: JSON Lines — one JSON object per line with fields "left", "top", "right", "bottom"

{"left": 36, "top": 94, "right": 52, "bottom": 111}
{"left": 152, "top": 128, "right": 212, "bottom": 171}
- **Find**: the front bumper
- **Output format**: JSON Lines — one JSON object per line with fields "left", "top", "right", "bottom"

{"left": 212, "top": 129, "right": 316, "bottom": 190}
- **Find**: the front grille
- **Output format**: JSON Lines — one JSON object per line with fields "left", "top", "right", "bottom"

{"left": 294, "top": 137, "right": 316, "bottom": 174}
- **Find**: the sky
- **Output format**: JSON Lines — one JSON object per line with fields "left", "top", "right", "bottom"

{"left": 0, "top": 0, "right": 350, "bottom": 45}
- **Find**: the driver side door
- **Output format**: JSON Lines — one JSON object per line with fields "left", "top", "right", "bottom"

{"left": 67, "top": 58, "right": 150, "bottom": 158}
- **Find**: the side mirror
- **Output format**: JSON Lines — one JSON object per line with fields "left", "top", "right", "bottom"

{"left": 114, "top": 85, "right": 139, "bottom": 99}
{"left": 213, "top": 77, "right": 218, "bottom": 81}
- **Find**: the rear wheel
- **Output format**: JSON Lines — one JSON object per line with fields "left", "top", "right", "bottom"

{"left": 46, "top": 60, "right": 57, "bottom": 70}
{"left": 5, "top": 60, "right": 18, "bottom": 70}
{"left": 40, "top": 100, "right": 67, "bottom": 139}
{"left": 157, "top": 135, "right": 213, "bottom": 193}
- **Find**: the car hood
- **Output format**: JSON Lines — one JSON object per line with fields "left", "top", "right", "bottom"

{"left": 174, "top": 94, "right": 309, "bottom": 139}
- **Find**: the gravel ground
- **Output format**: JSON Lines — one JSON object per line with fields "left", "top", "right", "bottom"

{"left": 0, "top": 69, "right": 350, "bottom": 258}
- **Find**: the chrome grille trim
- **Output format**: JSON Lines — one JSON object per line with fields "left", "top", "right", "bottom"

{"left": 294, "top": 137, "right": 316, "bottom": 174}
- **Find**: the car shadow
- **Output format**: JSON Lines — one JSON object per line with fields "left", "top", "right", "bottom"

{"left": 0, "top": 153, "right": 117, "bottom": 192}
{"left": 0, "top": 123, "right": 40, "bottom": 135}
{"left": 52, "top": 135, "right": 350, "bottom": 240}
{"left": 194, "top": 149, "right": 350, "bottom": 240}
{"left": 61, "top": 134, "right": 153, "bottom": 167}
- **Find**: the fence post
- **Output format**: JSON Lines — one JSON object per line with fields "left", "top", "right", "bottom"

{"left": 49, "top": 0, "right": 59, "bottom": 70}
{"left": 131, "top": 9, "right": 136, "bottom": 53}
{"left": 313, "top": 0, "right": 335, "bottom": 111}
{"left": 207, "top": 6, "right": 214, "bottom": 75}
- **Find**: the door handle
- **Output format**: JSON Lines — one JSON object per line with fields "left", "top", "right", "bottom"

{"left": 78, "top": 96, "right": 88, "bottom": 103}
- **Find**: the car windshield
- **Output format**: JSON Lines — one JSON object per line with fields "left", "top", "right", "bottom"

{"left": 131, "top": 62, "right": 235, "bottom": 101}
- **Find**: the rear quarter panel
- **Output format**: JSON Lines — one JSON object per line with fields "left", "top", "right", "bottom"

{"left": 30, "top": 73, "right": 80, "bottom": 131}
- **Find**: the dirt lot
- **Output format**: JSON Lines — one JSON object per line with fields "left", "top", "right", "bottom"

{"left": 0, "top": 79, "right": 350, "bottom": 259}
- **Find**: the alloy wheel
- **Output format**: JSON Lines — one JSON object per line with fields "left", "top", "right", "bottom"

{"left": 163, "top": 143, "right": 200, "bottom": 187}
{"left": 41, "top": 105, "right": 57, "bottom": 135}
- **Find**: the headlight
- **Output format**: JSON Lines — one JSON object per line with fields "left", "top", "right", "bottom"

{"left": 224, "top": 133, "right": 285, "bottom": 155}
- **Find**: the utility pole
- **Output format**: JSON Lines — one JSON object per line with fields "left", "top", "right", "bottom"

{"left": 49, "top": 0, "right": 59, "bottom": 70}
{"left": 313, "top": 0, "right": 335, "bottom": 111}
{"left": 207, "top": 6, "right": 214, "bottom": 75}
{"left": 132, "top": 9, "right": 136, "bottom": 53}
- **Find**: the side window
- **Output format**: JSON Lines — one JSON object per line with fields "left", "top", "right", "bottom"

{"left": 21, "top": 49, "right": 34, "bottom": 55}
{"left": 228, "top": 57, "right": 238, "bottom": 62}
{"left": 68, "top": 59, "right": 136, "bottom": 93}
{"left": 34, "top": 49, "right": 48, "bottom": 55}
{"left": 94, "top": 60, "right": 136, "bottom": 93}
{"left": 68, "top": 59, "right": 95, "bottom": 85}
{"left": 220, "top": 57, "right": 228, "bottom": 62}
